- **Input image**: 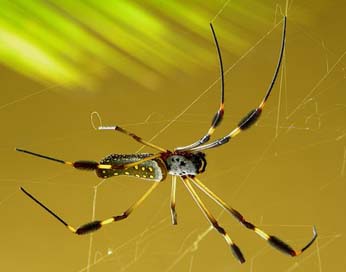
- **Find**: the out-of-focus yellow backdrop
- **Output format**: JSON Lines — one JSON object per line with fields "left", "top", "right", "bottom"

{"left": 1, "top": 1, "right": 345, "bottom": 271}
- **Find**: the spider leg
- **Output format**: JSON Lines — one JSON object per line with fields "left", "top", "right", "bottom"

{"left": 176, "top": 23, "right": 224, "bottom": 151}
{"left": 98, "top": 125, "right": 168, "bottom": 152}
{"left": 16, "top": 148, "right": 162, "bottom": 171}
{"left": 189, "top": 176, "right": 317, "bottom": 256}
{"left": 189, "top": 16, "right": 287, "bottom": 152}
{"left": 170, "top": 175, "right": 178, "bottom": 225}
{"left": 181, "top": 177, "right": 245, "bottom": 263}
{"left": 21, "top": 182, "right": 160, "bottom": 235}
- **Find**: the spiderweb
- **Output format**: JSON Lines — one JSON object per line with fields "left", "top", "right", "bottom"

{"left": 0, "top": 0, "right": 345, "bottom": 271}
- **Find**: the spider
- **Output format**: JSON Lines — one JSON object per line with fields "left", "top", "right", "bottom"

{"left": 17, "top": 16, "right": 317, "bottom": 263}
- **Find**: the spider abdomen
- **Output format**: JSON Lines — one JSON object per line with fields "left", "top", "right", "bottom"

{"left": 96, "top": 153, "right": 167, "bottom": 181}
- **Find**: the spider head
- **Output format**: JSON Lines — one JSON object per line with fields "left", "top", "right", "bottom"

{"left": 192, "top": 151, "right": 207, "bottom": 174}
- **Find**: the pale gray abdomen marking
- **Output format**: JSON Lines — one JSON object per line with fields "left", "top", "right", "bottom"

{"left": 166, "top": 155, "right": 200, "bottom": 176}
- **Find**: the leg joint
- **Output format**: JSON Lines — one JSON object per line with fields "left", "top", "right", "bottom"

{"left": 213, "top": 222, "right": 226, "bottom": 235}
{"left": 242, "top": 221, "right": 255, "bottom": 230}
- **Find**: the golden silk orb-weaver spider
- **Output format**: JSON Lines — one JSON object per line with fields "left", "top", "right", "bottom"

{"left": 17, "top": 16, "right": 317, "bottom": 263}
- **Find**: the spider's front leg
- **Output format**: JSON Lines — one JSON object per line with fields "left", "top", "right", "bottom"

{"left": 21, "top": 182, "right": 160, "bottom": 235}
{"left": 176, "top": 22, "right": 225, "bottom": 151}
{"left": 188, "top": 16, "right": 287, "bottom": 152}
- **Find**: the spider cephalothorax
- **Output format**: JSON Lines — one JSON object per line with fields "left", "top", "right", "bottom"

{"left": 164, "top": 151, "right": 207, "bottom": 176}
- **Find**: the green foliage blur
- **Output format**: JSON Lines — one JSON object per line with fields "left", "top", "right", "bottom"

{"left": 0, "top": 0, "right": 270, "bottom": 89}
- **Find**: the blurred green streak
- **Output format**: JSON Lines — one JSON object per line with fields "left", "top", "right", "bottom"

{"left": 0, "top": 0, "right": 261, "bottom": 90}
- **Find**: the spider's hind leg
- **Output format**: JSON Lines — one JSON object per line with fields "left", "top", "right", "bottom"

{"left": 16, "top": 148, "right": 163, "bottom": 175}
{"left": 16, "top": 148, "right": 100, "bottom": 171}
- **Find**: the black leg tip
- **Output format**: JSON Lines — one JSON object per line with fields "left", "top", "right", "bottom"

{"left": 230, "top": 244, "right": 245, "bottom": 263}
{"left": 20, "top": 186, "right": 29, "bottom": 195}
{"left": 312, "top": 225, "right": 318, "bottom": 237}
{"left": 300, "top": 226, "right": 318, "bottom": 253}
{"left": 16, "top": 148, "right": 26, "bottom": 153}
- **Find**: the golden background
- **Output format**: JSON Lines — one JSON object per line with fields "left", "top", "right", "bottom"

{"left": 0, "top": 1, "right": 345, "bottom": 271}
